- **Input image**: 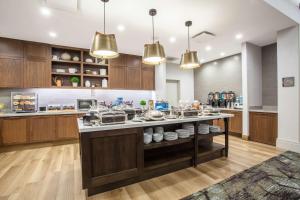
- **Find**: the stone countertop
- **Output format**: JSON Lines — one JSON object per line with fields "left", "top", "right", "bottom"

{"left": 248, "top": 109, "right": 278, "bottom": 114}
{"left": 78, "top": 113, "right": 234, "bottom": 133}
{"left": 0, "top": 110, "right": 87, "bottom": 118}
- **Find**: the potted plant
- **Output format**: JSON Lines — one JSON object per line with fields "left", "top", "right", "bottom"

{"left": 70, "top": 76, "right": 80, "bottom": 87}
{"left": 140, "top": 100, "right": 147, "bottom": 110}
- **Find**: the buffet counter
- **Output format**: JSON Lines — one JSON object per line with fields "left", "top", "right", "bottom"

{"left": 0, "top": 110, "right": 86, "bottom": 118}
{"left": 78, "top": 114, "right": 233, "bottom": 196}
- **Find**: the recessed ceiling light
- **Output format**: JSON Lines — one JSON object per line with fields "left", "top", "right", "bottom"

{"left": 235, "top": 33, "right": 243, "bottom": 40}
{"left": 220, "top": 52, "right": 226, "bottom": 57}
{"left": 49, "top": 32, "right": 57, "bottom": 38}
{"left": 213, "top": 61, "right": 218, "bottom": 65}
{"left": 117, "top": 24, "right": 125, "bottom": 32}
{"left": 169, "top": 36, "right": 176, "bottom": 43}
{"left": 40, "top": 7, "right": 51, "bottom": 17}
{"left": 200, "top": 58, "right": 206, "bottom": 63}
{"left": 205, "top": 46, "right": 212, "bottom": 51}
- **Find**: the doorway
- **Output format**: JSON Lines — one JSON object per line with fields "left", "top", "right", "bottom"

{"left": 166, "top": 79, "right": 180, "bottom": 107}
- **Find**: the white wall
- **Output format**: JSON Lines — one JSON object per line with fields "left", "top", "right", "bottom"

{"left": 155, "top": 63, "right": 167, "bottom": 100}
{"left": 241, "top": 42, "right": 263, "bottom": 137}
{"left": 166, "top": 62, "right": 194, "bottom": 102}
{"left": 276, "top": 26, "right": 300, "bottom": 153}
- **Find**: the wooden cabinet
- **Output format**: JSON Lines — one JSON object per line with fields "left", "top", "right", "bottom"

{"left": 0, "top": 118, "right": 27, "bottom": 145}
{"left": 0, "top": 58, "right": 24, "bottom": 88}
{"left": 141, "top": 64, "right": 155, "bottom": 90}
{"left": 109, "top": 65, "right": 126, "bottom": 89}
{"left": 56, "top": 115, "right": 79, "bottom": 139}
{"left": 0, "top": 38, "right": 24, "bottom": 88}
{"left": 28, "top": 116, "right": 56, "bottom": 143}
{"left": 24, "top": 43, "right": 51, "bottom": 88}
{"left": 249, "top": 112, "right": 277, "bottom": 146}
{"left": 109, "top": 54, "right": 127, "bottom": 66}
{"left": 213, "top": 110, "right": 242, "bottom": 136}
{"left": 126, "top": 55, "right": 141, "bottom": 89}
{"left": 81, "top": 128, "right": 143, "bottom": 188}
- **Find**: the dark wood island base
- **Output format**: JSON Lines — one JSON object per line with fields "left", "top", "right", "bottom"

{"left": 79, "top": 117, "right": 229, "bottom": 196}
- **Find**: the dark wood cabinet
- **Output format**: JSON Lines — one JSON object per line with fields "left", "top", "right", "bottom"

{"left": 28, "top": 116, "right": 56, "bottom": 143}
{"left": 56, "top": 115, "right": 79, "bottom": 139}
{"left": 109, "top": 54, "right": 127, "bottom": 66}
{"left": 141, "top": 64, "right": 155, "bottom": 90}
{"left": 1, "top": 118, "right": 27, "bottom": 145}
{"left": 109, "top": 65, "right": 126, "bottom": 89}
{"left": 0, "top": 38, "right": 23, "bottom": 59}
{"left": 24, "top": 43, "right": 51, "bottom": 88}
{"left": 249, "top": 112, "right": 277, "bottom": 146}
{"left": 0, "top": 58, "right": 24, "bottom": 88}
{"left": 213, "top": 110, "right": 242, "bottom": 136}
{"left": 81, "top": 128, "right": 143, "bottom": 189}
{"left": 126, "top": 55, "right": 141, "bottom": 89}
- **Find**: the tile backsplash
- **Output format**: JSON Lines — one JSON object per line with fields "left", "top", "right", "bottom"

{"left": 0, "top": 88, "right": 155, "bottom": 110}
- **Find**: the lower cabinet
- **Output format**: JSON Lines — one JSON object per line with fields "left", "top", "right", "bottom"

{"left": 28, "top": 116, "right": 56, "bottom": 143}
{"left": 56, "top": 115, "right": 79, "bottom": 139}
{"left": 0, "top": 114, "right": 79, "bottom": 146}
{"left": 81, "top": 128, "right": 143, "bottom": 189}
{"left": 249, "top": 112, "right": 277, "bottom": 146}
{"left": 1, "top": 118, "right": 27, "bottom": 145}
{"left": 213, "top": 110, "right": 242, "bottom": 136}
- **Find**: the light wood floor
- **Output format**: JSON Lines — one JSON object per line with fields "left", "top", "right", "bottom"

{"left": 0, "top": 136, "right": 282, "bottom": 200}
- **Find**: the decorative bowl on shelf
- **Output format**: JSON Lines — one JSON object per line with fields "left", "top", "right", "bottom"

{"left": 92, "top": 71, "right": 98, "bottom": 75}
{"left": 68, "top": 68, "right": 77, "bottom": 74}
{"left": 52, "top": 55, "right": 59, "bottom": 60}
{"left": 56, "top": 69, "right": 66, "bottom": 73}
{"left": 72, "top": 56, "right": 79, "bottom": 62}
{"left": 85, "top": 58, "right": 93, "bottom": 63}
{"left": 61, "top": 52, "right": 71, "bottom": 61}
{"left": 85, "top": 69, "right": 92, "bottom": 74}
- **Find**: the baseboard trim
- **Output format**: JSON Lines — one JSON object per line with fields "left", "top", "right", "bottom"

{"left": 242, "top": 134, "right": 249, "bottom": 141}
{"left": 276, "top": 138, "right": 300, "bottom": 153}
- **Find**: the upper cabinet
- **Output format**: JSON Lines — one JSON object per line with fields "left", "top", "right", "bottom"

{"left": 141, "top": 64, "right": 155, "bottom": 90}
{"left": 126, "top": 55, "right": 141, "bottom": 90}
{"left": 24, "top": 42, "right": 51, "bottom": 88}
{"left": 0, "top": 38, "right": 24, "bottom": 88}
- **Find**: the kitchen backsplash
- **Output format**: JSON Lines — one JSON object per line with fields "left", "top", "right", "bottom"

{"left": 0, "top": 89, "right": 155, "bottom": 110}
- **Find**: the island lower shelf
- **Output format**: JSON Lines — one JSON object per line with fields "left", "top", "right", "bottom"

{"left": 79, "top": 116, "right": 230, "bottom": 196}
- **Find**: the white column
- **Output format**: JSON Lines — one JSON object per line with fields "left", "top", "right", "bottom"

{"left": 154, "top": 63, "right": 167, "bottom": 100}
{"left": 276, "top": 26, "right": 300, "bottom": 153}
{"left": 241, "top": 42, "right": 262, "bottom": 138}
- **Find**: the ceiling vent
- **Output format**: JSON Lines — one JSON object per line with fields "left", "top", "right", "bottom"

{"left": 192, "top": 31, "right": 216, "bottom": 43}
{"left": 45, "top": 0, "right": 80, "bottom": 13}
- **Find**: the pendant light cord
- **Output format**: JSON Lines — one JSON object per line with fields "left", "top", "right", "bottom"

{"left": 152, "top": 15, "right": 155, "bottom": 43}
{"left": 103, "top": 1, "right": 106, "bottom": 34}
{"left": 188, "top": 26, "right": 190, "bottom": 51}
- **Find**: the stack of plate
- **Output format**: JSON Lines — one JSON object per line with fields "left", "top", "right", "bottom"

{"left": 182, "top": 123, "right": 195, "bottom": 135}
{"left": 175, "top": 129, "right": 190, "bottom": 138}
{"left": 209, "top": 125, "right": 221, "bottom": 133}
{"left": 154, "top": 126, "right": 164, "bottom": 134}
{"left": 163, "top": 132, "right": 178, "bottom": 141}
{"left": 198, "top": 124, "right": 210, "bottom": 134}
{"left": 153, "top": 133, "right": 163, "bottom": 142}
{"left": 144, "top": 127, "right": 154, "bottom": 134}
{"left": 144, "top": 133, "right": 152, "bottom": 144}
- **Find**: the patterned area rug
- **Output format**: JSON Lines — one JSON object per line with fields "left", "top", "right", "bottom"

{"left": 182, "top": 151, "right": 300, "bottom": 200}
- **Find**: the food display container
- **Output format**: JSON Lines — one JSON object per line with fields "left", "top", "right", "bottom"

{"left": 11, "top": 92, "right": 38, "bottom": 113}
{"left": 100, "top": 111, "right": 127, "bottom": 125}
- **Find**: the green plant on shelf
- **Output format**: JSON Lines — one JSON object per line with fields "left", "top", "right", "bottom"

{"left": 140, "top": 100, "right": 147, "bottom": 110}
{"left": 70, "top": 76, "right": 80, "bottom": 87}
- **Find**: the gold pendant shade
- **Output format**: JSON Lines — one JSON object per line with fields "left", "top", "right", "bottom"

{"left": 143, "top": 42, "right": 166, "bottom": 65}
{"left": 90, "top": 32, "right": 119, "bottom": 59}
{"left": 180, "top": 50, "right": 200, "bottom": 69}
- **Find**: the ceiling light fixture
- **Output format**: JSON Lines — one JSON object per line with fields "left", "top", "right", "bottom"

{"left": 49, "top": 31, "right": 57, "bottom": 38}
{"left": 180, "top": 21, "right": 200, "bottom": 69}
{"left": 169, "top": 36, "right": 176, "bottom": 43}
{"left": 143, "top": 9, "right": 166, "bottom": 65}
{"left": 200, "top": 58, "right": 206, "bottom": 63}
{"left": 235, "top": 33, "right": 243, "bottom": 40}
{"left": 205, "top": 45, "right": 212, "bottom": 51}
{"left": 90, "top": 0, "right": 119, "bottom": 59}
{"left": 220, "top": 52, "right": 225, "bottom": 57}
{"left": 40, "top": 7, "right": 51, "bottom": 16}
{"left": 117, "top": 24, "right": 125, "bottom": 32}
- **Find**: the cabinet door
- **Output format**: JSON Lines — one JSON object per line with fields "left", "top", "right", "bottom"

{"left": 0, "top": 38, "right": 23, "bottom": 59}
{"left": 109, "top": 53, "right": 127, "bottom": 66}
{"left": 141, "top": 64, "right": 155, "bottom": 90}
{"left": 126, "top": 67, "right": 141, "bottom": 89}
{"left": 56, "top": 115, "right": 79, "bottom": 139}
{"left": 24, "top": 59, "right": 51, "bottom": 88}
{"left": 0, "top": 58, "right": 23, "bottom": 88}
{"left": 28, "top": 116, "right": 56, "bottom": 143}
{"left": 24, "top": 43, "right": 50, "bottom": 60}
{"left": 1, "top": 118, "right": 27, "bottom": 145}
{"left": 109, "top": 65, "right": 126, "bottom": 89}
{"left": 229, "top": 111, "right": 242, "bottom": 133}
{"left": 249, "top": 112, "right": 277, "bottom": 146}
{"left": 81, "top": 128, "right": 143, "bottom": 187}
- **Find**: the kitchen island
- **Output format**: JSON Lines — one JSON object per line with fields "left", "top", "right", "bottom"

{"left": 78, "top": 114, "right": 233, "bottom": 196}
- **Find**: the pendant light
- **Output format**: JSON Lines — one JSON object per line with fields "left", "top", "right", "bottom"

{"left": 90, "top": 0, "right": 119, "bottom": 59}
{"left": 180, "top": 21, "right": 200, "bottom": 69}
{"left": 143, "top": 9, "right": 166, "bottom": 65}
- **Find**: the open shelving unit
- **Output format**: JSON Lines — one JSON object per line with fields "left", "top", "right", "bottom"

{"left": 50, "top": 46, "right": 109, "bottom": 89}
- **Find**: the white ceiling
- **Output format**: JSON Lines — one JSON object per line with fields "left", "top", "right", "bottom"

{"left": 0, "top": 0, "right": 296, "bottom": 63}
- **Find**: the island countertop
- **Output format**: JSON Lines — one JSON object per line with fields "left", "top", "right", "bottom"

{"left": 78, "top": 113, "right": 234, "bottom": 133}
